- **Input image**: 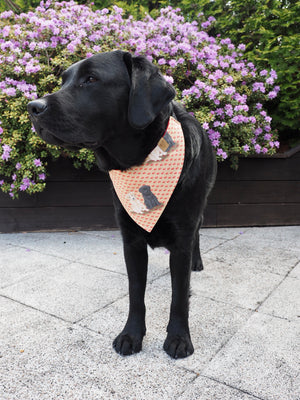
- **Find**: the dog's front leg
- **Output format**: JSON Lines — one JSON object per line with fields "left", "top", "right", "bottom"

{"left": 113, "top": 239, "right": 148, "bottom": 356}
{"left": 164, "top": 248, "right": 194, "bottom": 359}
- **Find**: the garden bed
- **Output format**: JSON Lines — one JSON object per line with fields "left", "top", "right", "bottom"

{"left": 0, "top": 145, "right": 299, "bottom": 233}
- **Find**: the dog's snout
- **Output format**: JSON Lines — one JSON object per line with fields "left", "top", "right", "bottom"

{"left": 27, "top": 99, "right": 48, "bottom": 117}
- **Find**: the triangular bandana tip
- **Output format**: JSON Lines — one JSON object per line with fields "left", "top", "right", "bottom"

{"left": 109, "top": 117, "right": 185, "bottom": 232}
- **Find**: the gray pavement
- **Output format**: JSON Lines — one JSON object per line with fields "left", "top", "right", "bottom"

{"left": 0, "top": 226, "right": 299, "bottom": 400}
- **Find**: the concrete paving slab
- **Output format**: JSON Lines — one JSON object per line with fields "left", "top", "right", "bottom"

{"left": 258, "top": 276, "right": 300, "bottom": 320}
{"left": 199, "top": 234, "right": 229, "bottom": 255}
{"left": 81, "top": 230, "right": 122, "bottom": 239}
{"left": 204, "top": 237, "right": 299, "bottom": 276}
{"left": 5, "top": 231, "right": 113, "bottom": 263}
{"left": 242, "top": 226, "right": 300, "bottom": 254}
{"left": 79, "top": 231, "right": 171, "bottom": 281}
{"left": 0, "top": 239, "right": 12, "bottom": 250}
{"left": 188, "top": 259, "right": 283, "bottom": 310}
{"left": 0, "top": 227, "right": 299, "bottom": 400}
{"left": 3, "top": 230, "right": 170, "bottom": 280}
{"left": 0, "top": 262, "right": 128, "bottom": 322}
{"left": 204, "top": 313, "right": 300, "bottom": 400}
{"left": 232, "top": 226, "right": 300, "bottom": 260}
{"left": 0, "top": 297, "right": 196, "bottom": 400}
{"left": 0, "top": 231, "right": 45, "bottom": 247}
{"left": 201, "top": 227, "right": 250, "bottom": 240}
{"left": 76, "top": 242, "right": 170, "bottom": 280}
{"left": 0, "top": 245, "right": 71, "bottom": 289}
{"left": 80, "top": 274, "right": 252, "bottom": 372}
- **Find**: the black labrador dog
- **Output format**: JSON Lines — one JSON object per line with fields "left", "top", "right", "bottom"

{"left": 28, "top": 50, "right": 217, "bottom": 359}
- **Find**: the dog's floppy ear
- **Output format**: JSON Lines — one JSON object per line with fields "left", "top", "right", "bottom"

{"left": 123, "top": 53, "right": 176, "bottom": 129}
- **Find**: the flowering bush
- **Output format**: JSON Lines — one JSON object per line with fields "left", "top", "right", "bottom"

{"left": 187, "top": 0, "right": 300, "bottom": 139}
{"left": 0, "top": 1, "right": 279, "bottom": 198}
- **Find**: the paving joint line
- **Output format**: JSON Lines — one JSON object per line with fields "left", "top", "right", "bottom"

{"left": 200, "top": 374, "right": 267, "bottom": 400}
{"left": 73, "top": 292, "right": 129, "bottom": 326}
{"left": 0, "top": 293, "right": 73, "bottom": 324}
{"left": 201, "top": 232, "right": 248, "bottom": 255}
{"left": 174, "top": 372, "right": 201, "bottom": 399}
{"left": 254, "top": 265, "right": 299, "bottom": 313}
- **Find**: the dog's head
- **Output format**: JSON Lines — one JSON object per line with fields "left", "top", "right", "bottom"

{"left": 139, "top": 185, "right": 151, "bottom": 195}
{"left": 27, "top": 50, "right": 175, "bottom": 152}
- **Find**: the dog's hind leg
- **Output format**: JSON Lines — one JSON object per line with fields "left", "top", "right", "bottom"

{"left": 164, "top": 244, "right": 194, "bottom": 359}
{"left": 113, "top": 238, "right": 148, "bottom": 356}
{"left": 192, "top": 230, "right": 204, "bottom": 271}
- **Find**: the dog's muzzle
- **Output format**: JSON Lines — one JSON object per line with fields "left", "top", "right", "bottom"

{"left": 27, "top": 99, "right": 101, "bottom": 150}
{"left": 27, "top": 99, "right": 48, "bottom": 118}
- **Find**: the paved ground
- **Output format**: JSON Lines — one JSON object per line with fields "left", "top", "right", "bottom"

{"left": 0, "top": 226, "right": 299, "bottom": 400}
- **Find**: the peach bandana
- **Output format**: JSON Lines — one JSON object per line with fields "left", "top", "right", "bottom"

{"left": 109, "top": 117, "right": 185, "bottom": 232}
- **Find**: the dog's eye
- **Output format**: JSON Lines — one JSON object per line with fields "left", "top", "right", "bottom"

{"left": 79, "top": 76, "right": 98, "bottom": 88}
{"left": 85, "top": 76, "right": 98, "bottom": 84}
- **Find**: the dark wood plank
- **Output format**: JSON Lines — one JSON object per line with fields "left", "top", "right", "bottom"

{"left": 202, "top": 204, "right": 217, "bottom": 227}
{"left": 0, "top": 191, "right": 37, "bottom": 208}
{"left": 36, "top": 181, "right": 113, "bottom": 207}
{"left": 213, "top": 203, "right": 300, "bottom": 227}
{"left": 0, "top": 181, "right": 113, "bottom": 208}
{"left": 209, "top": 181, "right": 300, "bottom": 204}
{"left": 217, "top": 157, "right": 300, "bottom": 181}
{"left": 0, "top": 206, "right": 117, "bottom": 233}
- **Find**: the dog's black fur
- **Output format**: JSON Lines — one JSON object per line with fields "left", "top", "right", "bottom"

{"left": 28, "top": 50, "right": 217, "bottom": 359}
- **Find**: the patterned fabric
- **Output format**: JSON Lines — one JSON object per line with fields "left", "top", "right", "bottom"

{"left": 109, "top": 117, "right": 185, "bottom": 232}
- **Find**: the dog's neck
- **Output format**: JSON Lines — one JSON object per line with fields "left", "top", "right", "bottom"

{"left": 95, "top": 105, "right": 172, "bottom": 172}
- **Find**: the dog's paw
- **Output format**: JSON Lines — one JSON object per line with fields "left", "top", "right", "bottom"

{"left": 192, "top": 252, "right": 204, "bottom": 271}
{"left": 113, "top": 333, "right": 143, "bottom": 356}
{"left": 163, "top": 333, "right": 194, "bottom": 359}
{"left": 192, "top": 258, "right": 204, "bottom": 271}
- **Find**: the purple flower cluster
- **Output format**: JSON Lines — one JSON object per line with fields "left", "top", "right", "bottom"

{"left": 0, "top": 78, "right": 37, "bottom": 99}
{"left": 178, "top": 46, "right": 280, "bottom": 159}
{"left": 0, "top": 1, "right": 280, "bottom": 197}
{"left": 1, "top": 144, "right": 12, "bottom": 161}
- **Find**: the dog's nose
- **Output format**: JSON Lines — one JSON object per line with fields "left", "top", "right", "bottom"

{"left": 27, "top": 99, "right": 48, "bottom": 116}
